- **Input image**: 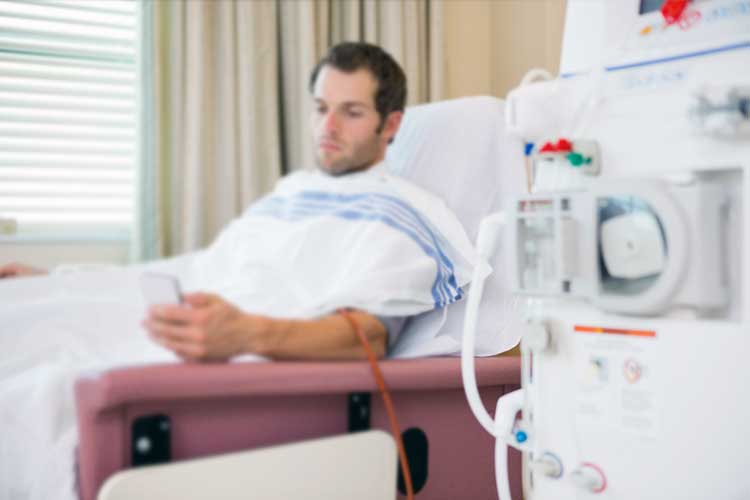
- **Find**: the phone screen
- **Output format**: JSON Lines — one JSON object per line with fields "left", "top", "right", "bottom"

{"left": 140, "top": 272, "right": 182, "bottom": 305}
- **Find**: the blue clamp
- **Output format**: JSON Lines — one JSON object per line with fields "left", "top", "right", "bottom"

{"left": 515, "top": 430, "right": 528, "bottom": 443}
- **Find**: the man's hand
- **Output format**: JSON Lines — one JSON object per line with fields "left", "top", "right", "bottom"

{"left": 143, "top": 292, "right": 268, "bottom": 362}
{"left": 144, "top": 292, "right": 388, "bottom": 362}
{"left": 0, "top": 262, "right": 47, "bottom": 279}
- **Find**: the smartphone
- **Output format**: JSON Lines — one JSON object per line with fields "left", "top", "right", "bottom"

{"left": 140, "top": 272, "right": 183, "bottom": 305}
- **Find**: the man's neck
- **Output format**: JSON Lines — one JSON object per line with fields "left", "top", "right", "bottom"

{"left": 319, "top": 159, "right": 386, "bottom": 177}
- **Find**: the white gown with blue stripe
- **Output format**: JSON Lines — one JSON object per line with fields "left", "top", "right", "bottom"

{"left": 184, "top": 163, "right": 479, "bottom": 319}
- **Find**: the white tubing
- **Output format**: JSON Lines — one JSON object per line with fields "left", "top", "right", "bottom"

{"left": 495, "top": 437, "right": 512, "bottom": 500}
{"left": 461, "top": 212, "right": 518, "bottom": 500}
{"left": 461, "top": 257, "right": 498, "bottom": 437}
{"left": 461, "top": 211, "right": 507, "bottom": 438}
{"left": 494, "top": 388, "right": 526, "bottom": 500}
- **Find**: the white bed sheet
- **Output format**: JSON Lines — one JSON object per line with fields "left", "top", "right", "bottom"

{"left": 0, "top": 270, "right": 176, "bottom": 500}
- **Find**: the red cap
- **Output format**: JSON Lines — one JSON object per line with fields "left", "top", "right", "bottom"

{"left": 539, "top": 142, "right": 557, "bottom": 153}
{"left": 556, "top": 139, "right": 573, "bottom": 152}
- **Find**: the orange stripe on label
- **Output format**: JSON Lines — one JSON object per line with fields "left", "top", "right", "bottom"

{"left": 574, "top": 325, "right": 656, "bottom": 338}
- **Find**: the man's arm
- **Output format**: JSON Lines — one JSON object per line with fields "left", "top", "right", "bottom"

{"left": 0, "top": 262, "right": 47, "bottom": 278}
{"left": 144, "top": 292, "right": 388, "bottom": 362}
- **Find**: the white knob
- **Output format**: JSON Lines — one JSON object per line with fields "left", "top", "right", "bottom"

{"left": 522, "top": 321, "right": 550, "bottom": 353}
{"left": 532, "top": 452, "right": 563, "bottom": 478}
{"left": 570, "top": 463, "right": 606, "bottom": 493}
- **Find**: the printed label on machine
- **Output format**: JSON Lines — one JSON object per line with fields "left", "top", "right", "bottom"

{"left": 573, "top": 325, "right": 660, "bottom": 439}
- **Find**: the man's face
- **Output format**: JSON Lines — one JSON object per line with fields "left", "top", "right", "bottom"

{"left": 311, "top": 66, "right": 399, "bottom": 176}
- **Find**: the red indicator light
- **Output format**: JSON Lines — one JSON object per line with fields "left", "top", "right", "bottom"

{"left": 661, "top": 0, "right": 689, "bottom": 25}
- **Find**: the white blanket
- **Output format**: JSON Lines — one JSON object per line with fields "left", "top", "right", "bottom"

{"left": 0, "top": 166, "right": 480, "bottom": 500}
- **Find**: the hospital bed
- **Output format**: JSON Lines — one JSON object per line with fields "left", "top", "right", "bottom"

{"left": 76, "top": 357, "right": 521, "bottom": 500}
{"left": 73, "top": 96, "right": 526, "bottom": 499}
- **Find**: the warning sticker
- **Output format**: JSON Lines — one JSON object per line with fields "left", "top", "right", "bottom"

{"left": 573, "top": 325, "right": 659, "bottom": 438}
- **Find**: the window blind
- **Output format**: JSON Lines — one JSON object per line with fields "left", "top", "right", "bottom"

{"left": 0, "top": 0, "right": 137, "bottom": 237}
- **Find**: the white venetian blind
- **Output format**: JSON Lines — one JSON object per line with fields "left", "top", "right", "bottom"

{"left": 0, "top": 0, "right": 137, "bottom": 237}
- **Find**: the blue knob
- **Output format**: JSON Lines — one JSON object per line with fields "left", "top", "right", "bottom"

{"left": 515, "top": 431, "right": 528, "bottom": 443}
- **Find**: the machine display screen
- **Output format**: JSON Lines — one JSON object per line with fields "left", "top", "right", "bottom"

{"left": 639, "top": 0, "right": 666, "bottom": 15}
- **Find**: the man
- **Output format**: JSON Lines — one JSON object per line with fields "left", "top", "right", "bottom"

{"left": 0, "top": 42, "right": 481, "bottom": 500}
{"left": 0, "top": 43, "right": 416, "bottom": 362}
{"left": 144, "top": 43, "right": 415, "bottom": 362}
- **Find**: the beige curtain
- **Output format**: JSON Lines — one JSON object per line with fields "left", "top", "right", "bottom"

{"left": 147, "top": 0, "right": 282, "bottom": 257}
{"left": 140, "top": 0, "right": 443, "bottom": 258}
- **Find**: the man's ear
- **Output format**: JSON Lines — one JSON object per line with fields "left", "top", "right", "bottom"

{"left": 382, "top": 111, "right": 403, "bottom": 144}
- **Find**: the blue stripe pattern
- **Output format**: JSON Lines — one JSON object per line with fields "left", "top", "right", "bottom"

{"left": 249, "top": 190, "right": 463, "bottom": 308}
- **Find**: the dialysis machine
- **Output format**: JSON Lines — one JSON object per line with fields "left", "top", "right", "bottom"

{"left": 463, "top": 0, "right": 750, "bottom": 499}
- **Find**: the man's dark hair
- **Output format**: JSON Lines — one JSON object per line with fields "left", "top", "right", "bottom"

{"left": 309, "top": 42, "right": 407, "bottom": 127}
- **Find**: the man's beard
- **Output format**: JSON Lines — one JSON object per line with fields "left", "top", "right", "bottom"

{"left": 315, "top": 137, "right": 381, "bottom": 176}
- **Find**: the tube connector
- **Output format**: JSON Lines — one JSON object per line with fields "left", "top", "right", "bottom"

{"left": 532, "top": 452, "right": 564, "bottom": 479}
{"left": 571, "top": 463, "right": 607, "bottom": 493}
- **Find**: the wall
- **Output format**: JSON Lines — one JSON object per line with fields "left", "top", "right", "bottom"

{"left": 441, "top": 0, "right": 567, "bottom": 99}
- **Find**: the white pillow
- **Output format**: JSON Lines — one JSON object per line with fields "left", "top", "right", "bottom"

{"left": 386, "top": 96, "right": 526, "bottom": 357}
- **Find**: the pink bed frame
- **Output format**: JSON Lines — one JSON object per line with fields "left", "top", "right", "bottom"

{"left": 75, "top": 356, "right": 521, "bottom": 500}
